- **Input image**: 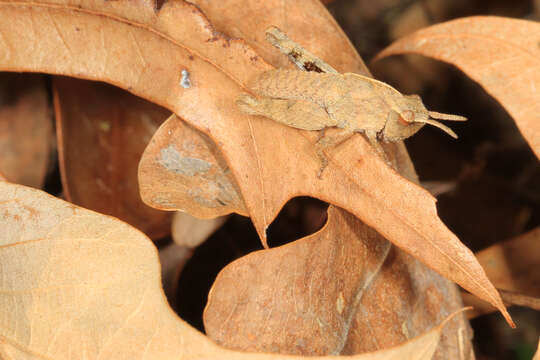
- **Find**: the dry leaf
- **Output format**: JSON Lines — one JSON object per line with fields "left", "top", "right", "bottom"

{"left": 462, "top": 227, "right": 540, "bottom": 318}
{"left": 53, "top": 77, "right": 172, "bottom": 239}
{"left": 191, "top": 0, "right": 510, "bottom": 326}
{"left": 161, "top": 211, "right": 228, "bottom": 305}
{"left": 172, "top": 211, "right": 228, "bottom": 248}
{"left": 159, "top": 242, "right": 193, "bottom": 308}
{"left": 0, "top": 73, "right": 52, "bottom": 188}
{"left": 0, "top": 181, "right": 464, "bottom": 360}
{"left": 375, "top": 16, "right": 540, "bottom": 159}
{"left": 476, "top": 227, "right": 540, "bottom": 297}
{"left": 205, "top": 206, "right": 473, "bottom": 359}
{"left": 0, "top": 0, "right": 510, "bottom": 324}
{"left": 189, "top": 0, "right": 369, "bottom": 74}
{"left": 139, "top": 114, "right": 247, "bottom": 217}
{"left": 462, "top": 289, "right": 540, "bottom": 319}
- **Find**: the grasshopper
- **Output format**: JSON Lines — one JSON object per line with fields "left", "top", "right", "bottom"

{"left": 237, "top": 27, "right": 467, "bottom": 176}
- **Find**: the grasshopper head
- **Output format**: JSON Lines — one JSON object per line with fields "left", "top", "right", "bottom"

{"left": 380, "top": 94, "right": 467, "bottom": 142}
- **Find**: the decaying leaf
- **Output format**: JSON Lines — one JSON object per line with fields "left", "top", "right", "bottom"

{"left": 53, "top": 77, "right": 172, "bottom": 239}
{"left": 0, "top": 73, "right": 52, "bottom": 188}
{"left": 159, "top": 241, "right": 193, "bottom": 309}
{"left": 139, "top": 114, "right": 247, "bottom": 217}
{"left": 462, "top": 227, "right": 540, "bottom": 318}
{"left": 476, "top": 227, "right": 540, "bottom": 297}
{"left": 205, "top": 206, "right": 473, "bottom": 359}
{"left": 0, "top": 181, "right": 467, "bottom": 360}
{"left": 0, "top": 0, "right": 511, "bottom": 324}
{"left": 375, "top": 16, "right": 540, "bottom": 159}
{"left": 172, "top": 211, "right": 228, "bottom": 248}
{"left": 189, "top": 0, "right": 370, "bottom": 74}
{"left": 160, "top": 211, "right": 228, "bottom": 305}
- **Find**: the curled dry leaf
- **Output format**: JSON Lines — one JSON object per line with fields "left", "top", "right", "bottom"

{"left": 462, "top": 227, "right": 540, "bottom": 317}
{"left": 205, "top": 206, "right": 473, "bottom": 359}
{"left": 476, "top": 227, "right": 540, "bottom": 297}
{"left": 192, "top": 0, "right": 509, "bottom": 327}
{"left": 139, "top": 114, "right": 247, "bottom": 218}
{"left": 0, "top": 0, "right": 510, "bottom": 324}
{"left": 375, "top": 16, "right": 540, "bottom": 159}
{"left": 197, "top": 3, "right": 472, "bottom": 356}
{"left": 159, "top": 241, "right": 193, "bottom": 308}
{"left": 171, "top": 211, "right": 228, "bottom": 248}
{"left": 161, "top": 211, "right": 228, "bottom": 305}
{"left": 0, "top": 181, "right": 465, "bottom": 360}
{"left": 53, "top": 77, "right": 172, "bottom": 239}
{"left": 189, "top": 0, "right": 369, "bottom": 74}
{"left": 0, "top": 73, "right": 52, "bottom": 188}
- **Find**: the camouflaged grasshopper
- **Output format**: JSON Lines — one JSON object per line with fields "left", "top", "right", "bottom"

{"left": 237, "top": 26, "right": 467, "bottom": 176}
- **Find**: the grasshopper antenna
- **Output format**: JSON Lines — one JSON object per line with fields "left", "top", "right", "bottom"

{"left": 416, "top": 118, "right": 459, "bottom": 139}
{"left": 428, "top": 111, "right": 468, "bottom": 122}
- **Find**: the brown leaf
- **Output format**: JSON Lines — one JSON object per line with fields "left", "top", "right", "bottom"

{"left": 462, "top": 227, "right": 540, "bottom": 318}
{"left": 159, "top": 241, "right": 193, "bottom": 308}
{"left": 0, "top": 181, "right": 464, "bottom": 360}
{"left": 0, "top": 73, "right": 52, "bottom": 187}
{"left": 139, "top": 114, "right": 247, "bottom": 217}
{"left": 375, "top": 16, "right": 540, "bottom": 159}
{"left": 205, "top": 206, "right": 473, "bottom": 358}
{"left": 0, "top": 0, "right": 511, "bottom": 324}
{"left": 476, "top": 227, "right": 540, "bottom": 297}
{"left": 190, "top": 0, "right": 510, "bottom": 327}
{"left": 53, "top": 77, "right": 172, "bottom": 239}
{"left": 162, "top": 211, "right": 228, "bottom": 305}
{"left": 171, "top": 211, "right": 228, "bottom": 248}
{"left": 189, "top": 0, "right": 369, "bottom": 74}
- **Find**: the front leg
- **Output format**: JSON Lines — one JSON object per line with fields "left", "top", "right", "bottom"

{"left": 315, "top": 128, "right": 355, "bottom": 178}
{"left": 365, "top": 130, "right": 395, "bottom": 169}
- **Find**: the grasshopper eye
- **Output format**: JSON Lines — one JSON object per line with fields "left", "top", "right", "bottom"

{"left": 398, "top": 110, "right": 415, "bottom": 125}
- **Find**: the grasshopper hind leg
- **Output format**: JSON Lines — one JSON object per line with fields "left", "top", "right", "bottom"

{"left": 265, "top": 26, "right": 338, "bottom": 74}
{"left": 237, "top": 95, "right": 337, "bottom": 131}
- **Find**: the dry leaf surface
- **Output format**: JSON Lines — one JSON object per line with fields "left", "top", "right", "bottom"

{"left": 462, "top": 227, "right": 540, "bottom": 318}
{"left": 0, "top": 0, "right": 510, "bottom": 323}
{"left": 376, "top": 16, "right": 540, "bottom": 159}
{"left": 0, "top": 181, "right": 462, "bottom": 360}
{"left": 204, "top": 206, "right": 472, "bottom": 359}
{"left": 171, "top": 211, "right": 228, "bottom": 248}
{"left": 53, "top": 77, "right": 172, "bottom": 239}
{"left": 161, "top": 211, "right": 228, "bottom": 305}
{"left": 139, "top": 114, "right": 247, "bottom": 217}
{"left": 0, "top": 73, "right": 52, "bottom": 188}
{"left": 476, "top": 227, "right": 540, "bottom": 297}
